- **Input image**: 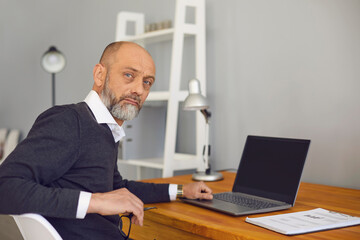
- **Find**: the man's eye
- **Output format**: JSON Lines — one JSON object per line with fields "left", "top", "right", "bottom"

{"left": 144, "top": 80, "right": 152, "bottom": 86}
{"left": 125, "top": 73, "right": 133, "bottom": 78}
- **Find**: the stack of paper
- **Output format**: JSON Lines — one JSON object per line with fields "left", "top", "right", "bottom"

{"left": 245, "top": 208, "right": 360, "bottom": 235}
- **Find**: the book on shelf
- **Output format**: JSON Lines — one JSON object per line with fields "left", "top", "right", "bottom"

{"left": 245, "top": 208, "right": 360, "bottom": 235}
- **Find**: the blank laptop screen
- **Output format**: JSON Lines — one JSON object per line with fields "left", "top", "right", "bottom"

{"left": 232, "top": 136, "right": 310, "bottom": 204}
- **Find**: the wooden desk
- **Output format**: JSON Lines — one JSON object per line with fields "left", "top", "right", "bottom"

{"left": 129, "top": 172, "right": 360, "bottom": 240}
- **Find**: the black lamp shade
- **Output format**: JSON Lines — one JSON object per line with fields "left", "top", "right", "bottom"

{"left": 41, "top": 46, "right": 66, "bottom": 73}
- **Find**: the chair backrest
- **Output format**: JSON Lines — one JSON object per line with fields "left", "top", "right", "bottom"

{"left": 12, "top": 214, "right": 62, "bottom": 240}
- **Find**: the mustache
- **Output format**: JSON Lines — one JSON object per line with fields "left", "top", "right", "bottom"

{"left": 117, "top": 94, "right": 141, "bottom": 106}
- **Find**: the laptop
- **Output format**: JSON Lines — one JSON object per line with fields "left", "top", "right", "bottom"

{"left": 182, "top": 135, "right": 311, "bottom": 216}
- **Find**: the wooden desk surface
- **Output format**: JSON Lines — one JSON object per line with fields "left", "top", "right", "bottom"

{"left": 130, "top": 172, "right": 360, "bottom": 240}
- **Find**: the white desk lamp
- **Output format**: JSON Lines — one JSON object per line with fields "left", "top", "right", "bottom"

{"left": 183, "top": 79, "right": 223, "bottom": 181}
{"left": 41, "top": 46, "right": 66, "bottom": 106}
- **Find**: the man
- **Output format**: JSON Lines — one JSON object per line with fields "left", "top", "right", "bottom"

{"left": 0, "top": 41, "right": 213, "bottom": 239}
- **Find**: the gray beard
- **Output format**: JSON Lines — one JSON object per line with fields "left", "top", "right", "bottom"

{"left": 108, "top": 99, "right": 139, "bottom": 121}
{"left": 101, "top": 79, "right": 141, "bottom": 121}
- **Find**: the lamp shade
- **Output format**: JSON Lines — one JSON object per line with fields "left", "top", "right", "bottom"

{"left": 41, "top": 46, "right": 66, "bottom": 73}
{"left": 183, "top": 78, "right": 209, "bottom": 110}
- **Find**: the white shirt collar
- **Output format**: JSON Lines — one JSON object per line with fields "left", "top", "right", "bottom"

{"left": 84, "top": 90, "right": 125, "bottom": 143}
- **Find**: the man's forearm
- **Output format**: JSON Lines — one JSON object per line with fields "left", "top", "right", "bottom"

{"left": 0, "top": 177, "right": 80, "bottom": 218}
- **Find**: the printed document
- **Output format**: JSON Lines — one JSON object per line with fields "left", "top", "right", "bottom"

{"left": 245, "top": 208, "right": 360, "bottom": 235}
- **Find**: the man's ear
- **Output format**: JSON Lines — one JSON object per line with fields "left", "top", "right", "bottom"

{"left": 93, "top": 63, "right": 106, "bottom": 89}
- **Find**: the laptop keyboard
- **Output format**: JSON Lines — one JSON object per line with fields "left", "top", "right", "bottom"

{"left": 213, "top": 193, "right": 280, "bottom": 210}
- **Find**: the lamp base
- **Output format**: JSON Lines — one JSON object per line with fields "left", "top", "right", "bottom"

{"left": 192, "top": 171, "right": 223, "bottom": 181}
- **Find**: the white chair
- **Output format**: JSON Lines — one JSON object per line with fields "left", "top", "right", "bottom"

{"left": 0, "top": 129, "right": 20, "bottom": 164}
{"left": 12, "top": 213, "right": 62, "bottom": 240}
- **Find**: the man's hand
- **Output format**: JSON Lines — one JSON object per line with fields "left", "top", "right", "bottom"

{"left": 183, "top": 181, "right": 213, "bottom": 200}
{"left": 87, "top": 188, "right": 144, "bottom": 226}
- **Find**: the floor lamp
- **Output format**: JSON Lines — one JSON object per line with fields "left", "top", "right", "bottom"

{"left": 41, "top": 46, "right": 66, "bottom": 106}
{"left": 183, "top": 79, "right": 223, "bottom": 181}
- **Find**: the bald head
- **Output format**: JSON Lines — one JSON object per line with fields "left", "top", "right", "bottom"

{"left": 99, "top": 41, "right": 153, "bottom": 71}
{"left": 99, "top": 41, "right": 123, "bottom": 69}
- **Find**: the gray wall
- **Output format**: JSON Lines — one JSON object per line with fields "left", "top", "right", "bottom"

{"left": 0, "top": 0, "right": 359, "bottom": 189}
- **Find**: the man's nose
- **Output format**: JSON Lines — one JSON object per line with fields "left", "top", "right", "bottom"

{"left": 131, "top": 78, "right": 144, "bottom": 96}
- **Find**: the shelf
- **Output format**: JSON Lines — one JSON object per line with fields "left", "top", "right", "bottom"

{"left": 147, "top": 90, "right": 188, "bottom": 101}
{"left": 122, "top": 28, "right": 174, "bottom": 44}
{"left": 116, "top": 0, "right": 206, "bottom": 178}
{"left": 118, "top": 153, "right": 198, "bottom": 170}
{"left": 121, "top": 25, "right": 197, "bottom": 45}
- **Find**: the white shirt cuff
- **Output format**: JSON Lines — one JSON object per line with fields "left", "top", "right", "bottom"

{"left": 169, "top": 184, "right": 177, "bottom": 201}
{"left": 76, "top": 191, "right": 92, "bottom": 219}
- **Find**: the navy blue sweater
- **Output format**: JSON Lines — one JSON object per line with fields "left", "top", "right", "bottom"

{"left": 0, "top": 102, "right": 170, "bottom": 239}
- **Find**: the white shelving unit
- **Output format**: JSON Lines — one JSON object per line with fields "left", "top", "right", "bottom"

{"left": 116, "top": 0, "right": 206, "bottom": 179}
